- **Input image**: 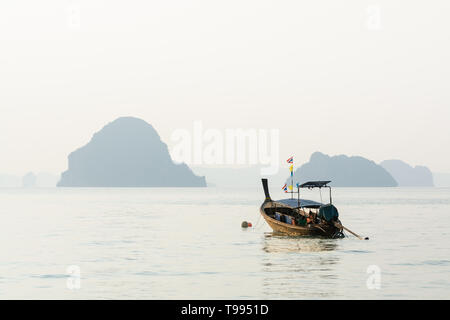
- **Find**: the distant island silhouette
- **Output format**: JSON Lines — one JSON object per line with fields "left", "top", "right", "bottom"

{"left": 0, "top": 173, "right": 59, "bottom": 188}
{"left": 434, "top": 172, "right": 450, "bottom": 187}
{"left": 289, "top": 152, "right": 398, "bottom": 187}
{"left": 380, "top": 160, "right": 434, "bottom": 187}
{"left": 22, "top": 172, "right": 37, "bottom": 188}
{"left": 57, "top": 117, "right": 206, "bottom": 187}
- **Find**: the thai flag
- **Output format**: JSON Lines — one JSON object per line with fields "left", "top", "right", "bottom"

{"left": 282, "top": 184, "right": 288, "bottom": 192}
{"left": 286, "top": 156, "right": 293, "bottom": 164}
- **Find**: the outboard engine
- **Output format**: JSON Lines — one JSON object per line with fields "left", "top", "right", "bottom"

{"left": 318, "top": 204, "right": 339, "bottom": 223}
{"left": 319, "top": 204, "right": 345, "bottom": 238}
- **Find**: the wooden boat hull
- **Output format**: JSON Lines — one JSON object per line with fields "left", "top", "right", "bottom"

{"left": 260, "top": 200, "right": 341, "bottom": 238}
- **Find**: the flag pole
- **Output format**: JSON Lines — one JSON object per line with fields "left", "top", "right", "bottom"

{"left": 291, "top": 158, "right": 294, "bottom": 199}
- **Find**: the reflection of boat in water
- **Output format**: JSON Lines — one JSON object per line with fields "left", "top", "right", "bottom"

{"left": 260, "top": 179, "right": 344, "bottom": 238}
{"left": 262, "top": 233, "right": 338, "bottom": 253}
{"left": 260, "top": 233, "right": 341, "bottom": 299}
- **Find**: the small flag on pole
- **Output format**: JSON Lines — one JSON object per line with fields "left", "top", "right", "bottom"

{"left": 288, "top": 185, "right": 293, "bottom": 191}
{"left": 286, "top": 156, "right": 293, "bottom": 164}
{"left": 282, "top": 184, "right": 288, "bottom": 193}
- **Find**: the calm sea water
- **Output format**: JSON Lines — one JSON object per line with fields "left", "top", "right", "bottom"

{"left": 0, "top": 187, "right": 449, "bottom": 299}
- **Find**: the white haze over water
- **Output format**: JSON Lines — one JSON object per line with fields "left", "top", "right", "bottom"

{"left": 1, "top": 1, "right": 450, "bottom": 175}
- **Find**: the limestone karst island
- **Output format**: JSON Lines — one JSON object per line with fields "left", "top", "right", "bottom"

{"left": 57, "top": 117, "right": 206, "bottom": 187}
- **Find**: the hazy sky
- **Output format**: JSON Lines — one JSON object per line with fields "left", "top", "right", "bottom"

{"left": 1, "top": 1, "right": 449, "bottom": 175}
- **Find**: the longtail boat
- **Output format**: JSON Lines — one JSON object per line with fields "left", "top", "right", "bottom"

{"left": 260, "top": 179, "right": 345, "bottom": 238}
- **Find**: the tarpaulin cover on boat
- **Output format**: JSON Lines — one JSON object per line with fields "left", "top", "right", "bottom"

{"left": 318, "top": 204, "right": 339, "bottom": 222}
{"left": 276, "top": 198, "right": 323, "bottom": 208}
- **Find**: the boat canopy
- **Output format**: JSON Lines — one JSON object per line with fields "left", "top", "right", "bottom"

{"left": 298, "top": 181, "right": 331, "bottom": 188}
{"left": 276, "top": 198, "right": 323, "bottom": 209}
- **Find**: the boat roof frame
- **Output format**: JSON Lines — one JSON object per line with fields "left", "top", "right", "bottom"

{"left": 298, "top": 181, "right": 332, "bottom": 189}
{"left": 296, "top": 180, "right": 333, "bottom": 205}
